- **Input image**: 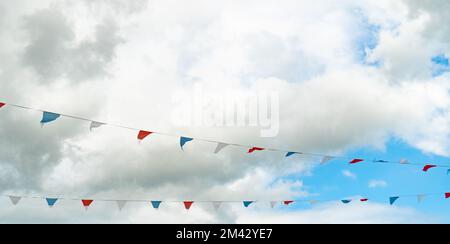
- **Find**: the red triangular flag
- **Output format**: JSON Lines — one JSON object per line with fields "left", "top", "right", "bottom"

{"left": 423, "top": 165, "right": 437, "bottom": 172}
{"left": 138, "top": 130, "right": 153, "bottom": 141}
{"left": 349, "top": 159, "right": 364, "bottom": 164}
{"left": 82, "top": 200, "right": 94, "bottom": 208}
{"left": 284, "top": 201, "right": 294, "bottom": 206}
{"left": 0, "top": 102, "right": 5, "bottom": 109}
{"left": 184, "top": 201, "right": 194, "bottom": 210}
{"left": 248, "top": 147, "right": 265, "bottom": 154}
{"left": 446, "top": 193, "right": 450, "bottom": 199}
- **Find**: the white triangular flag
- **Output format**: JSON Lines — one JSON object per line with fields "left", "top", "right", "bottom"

{"left": 212, "top": 202, "right": 222, "bottom": 210}
{"left": 9, "top": 196, "right": 22, "bottom": 206}
{"left": 270, "top": 201, "right": 277, "bottom": 208}
{"left": 309, "top": 200, "right": 319, "bottom": 205}
{"left": 400, "top": 159, "right": 409, "bottom": 164}
{"left": 90, "top": 121, "right": 105, "bottom": 131}
{"left": 214, "top": 143, "right": 229, "bottom": 154}
{"left": 417, "top": 195, "right": 426, "bottom": 203}
{"left": 321, "top": 156, "right": 335, "bottom": 164}
{"left": 117, "top": 200, "right": 127, "bottom": 211}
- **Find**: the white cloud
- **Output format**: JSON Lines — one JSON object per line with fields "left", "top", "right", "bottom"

{"left": 235, "top": 202, "right": 435, "bottom": 224}
{"left": 369, "top": 180, "right": 388, "bottom": 188}
{"left": 0, "top": 0, "right": 449, "bottom": 223}
{"left": 342, "top": 170, "right": 357, "bottom": 180}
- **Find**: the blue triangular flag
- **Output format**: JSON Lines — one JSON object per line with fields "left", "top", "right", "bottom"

{"left": 285, "top": 152, "right": 297, "bottom": 157}
{"left": 180, "top": 137, "right": 194, "bottom": 150}
{"left": 41, "top": 112, "right": 61, "bottom": 124}
{"left": 151, "top": 201, "right": 162, "bottom": 209}
{"left": 390, "top": 196, "right": 400, "bottom": 205}
{"left": 243, "top": 201, "right": 254, "bottom": 208}
{"left": 46, "top": 198, "right": 58, "bottom": 207}
{"left": 341, "top": 200, "right": 352, "bottom": 204}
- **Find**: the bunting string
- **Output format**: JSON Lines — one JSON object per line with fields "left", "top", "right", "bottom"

{"left": 2, "top": 191, "right": 450, "bottom": 210}
{"left": 1, "top": 101, "right": 450, "bottom": 173}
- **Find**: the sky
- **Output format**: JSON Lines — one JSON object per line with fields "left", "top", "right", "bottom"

{"left": 0, "top": 0, "right": 450, "bottom": 224}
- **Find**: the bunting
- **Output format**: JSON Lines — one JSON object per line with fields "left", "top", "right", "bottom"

{"left": 321, "top": 156, "right": 335, "bottom": 164}
{"left": 284, "top": 201, "right": 294, "bottom": 206}
{"left": 9, "top": 196, "right": 21, "bottom": 206}
{"left": 248, "top": 147, "right": 264, "bottom": 154}
{"left": 423, "top": 165, "right": 437, "bottom": 172}
{"left": 214, "top": 143, "right": 229, "bottom": 154}
{"left": 400, "top": 159, "right": 409, "bottom": 164}
{"left": 270, "top": 201, "right": 277, "bottom": 208}
{"left": 285, "top": 152, "right": 298, "bottom": 158}
{"left": 90, "top": 121, "right": 105, "bottom": 131}
{"left": 82, "top": 200, "right": 94, "bottom": 210}
{"left": 180, "top": 137, "right": 194, "bottom": 150}
{"left": 417, "top": 195, "right": 426, "bottom": 203}
{"left": 243, "top": 201, "right": 254, "bottom": 208}
{"left": 117, "top": 200, "right": 127, "bottom": 211}
{"left": 46, "top": 198, "right": 58, "bottom": 208}
{"left": 41, "top": 112, "right": 61, "bottom": 124}
{"left": 2, "top": 191, "right": 448, "bottom": 210}
{"left": 349, "top": 159, "right": 364, "bottom": 164}
{"left": 151, "top": 201, "right": 162, "bottom": 209}
{"left": 138, "top": 130, "right": 153, "bottom": 141}
{"left": 390, "top": 197, "right": 400, "bottom": 205}
{"left": 212, "top": 202, "right": 222, "bottom": 210}
{"left": 1, "top": 101, "right": 450, "bottom": 173}
{"left": 184, "top": 201, "right": 194, "bottom": 210}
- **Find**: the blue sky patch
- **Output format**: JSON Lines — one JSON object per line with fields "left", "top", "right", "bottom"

{"left": 432, "top": 54, "right": 450, "bottom": 77}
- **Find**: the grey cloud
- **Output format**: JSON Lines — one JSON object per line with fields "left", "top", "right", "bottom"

{"left": 81, "top": 0, "right": 149, "bottom": 15}
{"left": 22, "top": 8, "right": 123, "bottom": 83}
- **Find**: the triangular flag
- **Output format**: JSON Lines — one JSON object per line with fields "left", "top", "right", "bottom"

{"left": 82, "top": 200, "right": 94, "bottom": 210}
{"left": 400, "top": 159, "right": 409, "bottom": 164}
{"left": 184, "top": 201, "right": 194, "bottom": 210}
{"left": 417, "top": 195, "right": 426, "bottom": 203}
{"left": 151, "top": 201, "right": 162, "bottom": 209}
{"left": 349, "top": 159, "right": 364, "bottom": 164}
{"left": 41, "top": 112, "right": 61, "bottom": 124}
{"left": 46, "top": 198, "right": 58, "bottom": 208}
{"left": 0, "top": 102, "right": 6, "bottom": 109}
{"left": 341, "top": 200, "right": 352, "bottom": 204}
{"left": 243, "top": 201, "right": 254, "bottom": 208}
{"left": 270, "top": 201, "right": 277, "bottom": 208}
{"left": 375, "top": 160, "right": 389, "bottom": 163}
{"left": 212, "top": 202, "right": 222, "bottom": 210}
{"left": 423, "top": 165, "right": 437, "bottom": 172}
{"left": 445, "top": 193, "right": 450, "bottom": 199}
{"left": 390, "top": 196, "right": 400, "bottom": 205}
{"left": 138, "top": 130, "right": 153, "bottom": 141}
{"left": 284, "top": 201, "right": 294, "bottom": 206}
{"left": 321, "top": 156, "right": 335, "bottom": 164}
{"left": 117, "top": 200, "right": 127, "bottom": 211}
{"left": 180, "top": 137, "right": 194, "bottom": 150}
{"left": 309, "top": 200, "right": 319, "bottom": 205}
{"left": 9, "top": 196, "right": 21, "bottom": 206}
{"left": 285, "top": 152, "right": 297, "bottom": 158}
{"left": 214, "top": 143, "right": 229, "bottom": 154}
{"left": 248, "top": 147, "right": 264, "bottom": 154}
{"left": 90, "top": 121, "right": 105, "bottom": 131}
